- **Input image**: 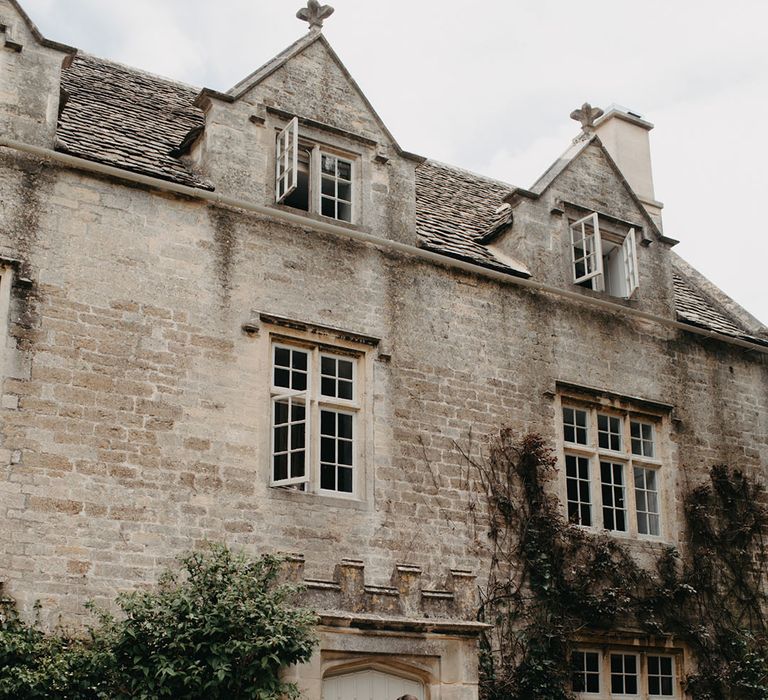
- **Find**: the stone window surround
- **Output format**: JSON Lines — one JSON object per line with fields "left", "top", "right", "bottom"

{"left": 255, "top": 312, "right": 378, "bottom": 508}
{"left": 555, "top": 382, "right": 674, "bottom": 543}
{"left": 568, "top": 210, "right": 639, "bottom": 299}
{"left": 271, "top": 113, "right": 364, "bottom": 227}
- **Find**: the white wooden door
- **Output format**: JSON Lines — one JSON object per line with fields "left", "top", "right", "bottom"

{"left": 322, "top": 669, "right": 425, "bottom": 700}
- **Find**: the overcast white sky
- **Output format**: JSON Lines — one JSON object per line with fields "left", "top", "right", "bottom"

{"left": 20, "top": 0, "right": 768, "bottom": 325}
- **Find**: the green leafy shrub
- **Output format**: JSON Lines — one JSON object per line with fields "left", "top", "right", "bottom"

{"left": 0, "top": 544, "right": 317, "bottom": 699}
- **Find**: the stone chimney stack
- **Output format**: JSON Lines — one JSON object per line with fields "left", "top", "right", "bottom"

{"left": 594, "top": 106, "right": 664, "bottom": 230}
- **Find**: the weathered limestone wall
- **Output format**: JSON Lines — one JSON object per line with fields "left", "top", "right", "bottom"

{"left": 0, "top": 148, "right": 766, "bottom": 631}
{"left": 0, "top": 0, "right": 69, "bottom": 146}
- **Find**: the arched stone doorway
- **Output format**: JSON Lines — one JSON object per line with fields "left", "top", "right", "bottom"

{"left": 322, "top": 668, "right": 425, "bottom": 700}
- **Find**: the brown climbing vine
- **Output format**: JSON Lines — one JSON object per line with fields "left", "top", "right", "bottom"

{"left": 467, "top": 429, "right": 768, "bottom": 699}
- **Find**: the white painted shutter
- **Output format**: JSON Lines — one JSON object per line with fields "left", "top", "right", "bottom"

{"left": 275, "top": 117, "right": 299, "bottom": 203}
{"left": 622, "top": 227, "right": 639, "bottom": 298}
{"left": 270, "top": 391, "right": 310, "bottom": 487}
{"left": 570, "top": 212, "right": 604, "bottom": 290}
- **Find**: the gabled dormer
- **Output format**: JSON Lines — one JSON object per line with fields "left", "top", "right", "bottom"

{"left": 476, "top": 103, "right": 680, "bottom": 319}
{"left": 184, "top": 6, "right": 422, "bottom": 245}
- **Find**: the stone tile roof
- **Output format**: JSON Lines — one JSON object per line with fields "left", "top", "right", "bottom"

{"left": 57, "top": 55, "right": 212, "bottom": 189}
{"left": 673, "top": 273, "right": 767, "bottom": 345}
{"left": 415, "top": 161, "right": 525, "bottom": 275}
{"left": 54, "top": 56, "right": 763, "bottom": 344}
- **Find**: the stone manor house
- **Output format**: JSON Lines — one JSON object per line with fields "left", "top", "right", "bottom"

{"left": 1, "top": 1, "right": 767, "bottom": 697}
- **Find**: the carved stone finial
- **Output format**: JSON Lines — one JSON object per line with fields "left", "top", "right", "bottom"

{"left": 296, "top": 0, "right": 335, "bottom": 31}
{"left": 570, "top": 102, "right": 604, "bottom": 133}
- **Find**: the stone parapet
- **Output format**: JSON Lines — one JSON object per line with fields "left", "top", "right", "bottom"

{"left": 283, "top": 555, "right": 478, "bottom": 623}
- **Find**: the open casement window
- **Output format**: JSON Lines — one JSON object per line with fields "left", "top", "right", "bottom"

{"left": 270, "top": 342, "right": 359, "bottom": 496}
{"left": 570, "top": 213, "right": 639, "bottom": 298}
{"left": 274, "top": 118, "right": 355, "bottom": 223}
{"left": 271, "top": 343, "right": 309, "bottom": 487}
{"left": 275, "top": 117, "right": 299, "bottom": 204}
{"left": 622, "top": 227, "right": 639, "bottom": 297}
{"left": 571, "top": 213, "right": 604, "bottom": 290}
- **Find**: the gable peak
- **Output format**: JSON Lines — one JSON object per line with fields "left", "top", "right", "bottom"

{"left": 296, "top": 1, "right": 335, "bottom": 32}
{"left": 570, "top": 101, "right": 604, "bottom": 138}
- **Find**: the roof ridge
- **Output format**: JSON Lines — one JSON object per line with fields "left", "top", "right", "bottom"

{"left": 421, "top": 159, "right": 516, "bottom": 191}
{"left": 70, "top": 52, "right": 202, "bottom": 94}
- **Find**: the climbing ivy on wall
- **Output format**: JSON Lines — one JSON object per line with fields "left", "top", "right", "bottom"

{"left": 469, "top": 429, "right": 768, "bottom": 700}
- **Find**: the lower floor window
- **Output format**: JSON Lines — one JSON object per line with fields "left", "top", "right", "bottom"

{"left": 610, "top": 653, "right": 638, "bottom": 694}
{"left": 648, "top": 655, "right": 675, "bottom": 696}
{"left": 572, "top": 650, "right": 601, "bottom": 693}
{"left": 571, "top": 648, "right": 677, "bottom": 697}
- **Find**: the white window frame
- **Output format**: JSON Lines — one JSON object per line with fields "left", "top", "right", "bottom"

{"left": 569, "top": 213, "right": 639, "bottom": 298}
{"left": 570, "top": 212, "right": 604, "bottom": 289}
{"left": 608, "top": 652, "right": 640, "bottom": 696}
{"left": 622, "top": 227, "right": 639, "bottom": 297}
{"left": 647, "top": 654, "right": 677, "bottom": 698}
{"left": 571, "top": 648, "right": 603, "bottom": 696}
{"left": 274, "top": 118, "right": 357, "bottom": 224}
{"left": 565, "top": 452, "right": 593, "bottom": 527}
{"left": 318, "top": 152, "right": 354, "bottom": 222}
{"left": 572, "top": 648, "right": 679, "bottom": 699}
{"left": 275, "top": 117, "right": 299, "bottom": 204}
{"left": 560, "top": 402, "right": 665, "bottom": 540}
{"left": 270, "top": 341, "right": 361, "bottom": 498}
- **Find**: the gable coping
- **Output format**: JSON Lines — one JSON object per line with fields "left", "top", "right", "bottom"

{"left": 495, "top": 134, "right": 678, "bottom": 248}
{"left": 6, "top": 0, "right": 75, "bottom": 53}
{"left": 193, "top": 31, "right": 422, "bottom": 162}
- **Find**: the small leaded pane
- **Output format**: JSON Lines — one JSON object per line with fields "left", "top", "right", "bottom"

{"left": 601, "top": 461, "right": 626, "bottom": 532}
{"left": 634, "top": 466, "right": 661, "bottom": 536}
{"left": 566, "top": 455, "right": 591, "bottom": 526}
{"left": 610, "top": 653, "right": 638, "bottom": 695}
{"left": 273, "top": 346, "right": 308, "bottom": 391}
{"left": 648, "top": 655, "right": 674, "bottom": 696}
{"left": 571, "top": 651, "right": 600, "bottom": 693}
{"left": 598, "top": 413, "right": 622, "bottom": 451}
{"left": 563, "top": 407, "right": 588, "bottom": 445}
{"left": 337, "top": 160, "right": 351, "bottom": 181}
{"left": 320, "top": 409, "right": 354, "bottom": 494}
{"left": 631, "top": 420, "right": 655, "bottom": 457}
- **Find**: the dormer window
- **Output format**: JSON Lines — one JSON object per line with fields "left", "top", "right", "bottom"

{"left": 275, "top": 117, "right": 355, "bottom": 223}
{"left": 570, "top": 212, "right": 638, "bottom": 298}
